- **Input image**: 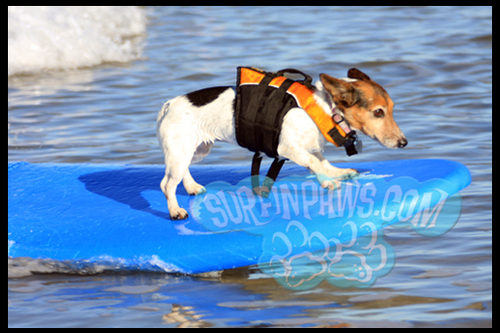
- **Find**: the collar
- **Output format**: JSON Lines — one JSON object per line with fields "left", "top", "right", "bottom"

{"left": 324, "top": 90, "right": 363, "bottom": 156}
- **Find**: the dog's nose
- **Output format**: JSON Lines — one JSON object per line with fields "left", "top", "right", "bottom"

{"left": 398, "top": 138, "right": 408, "bottom": 148}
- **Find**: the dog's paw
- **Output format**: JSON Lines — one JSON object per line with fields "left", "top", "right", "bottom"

{"left": 324, "top": 167, "right": 359, "bottom": 180}
{"left": 184, "top": 182, "right": 206, "bottom": 196}
{"left": 321, "top": 179, "right": 341, "bottom": 191}
{"left": 340, "top": 168, "right": 359, "bottom": 180}
{"left": 253, "top": 185, "right": 270, "bottom": 198}
{"left": 170, "top": 207, "right": 189, "bottom": 220}
{"left": 316, "top": 168, "right": 359, "bottom": 191}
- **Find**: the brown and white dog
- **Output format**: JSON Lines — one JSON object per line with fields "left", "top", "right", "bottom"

{"left": 157, "top": 68, "right": 407, "bottom": 220}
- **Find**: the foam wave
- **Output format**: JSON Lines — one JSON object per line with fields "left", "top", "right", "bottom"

{"left": 8, "top": 255, "right": 182, "bottom": 278}
{"left": 8, "top": 6, "right": 147, "bottom": 76}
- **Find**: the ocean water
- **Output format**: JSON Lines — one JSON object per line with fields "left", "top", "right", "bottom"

{"left": 8, "top": 6, "right": 491, "bottom": 327}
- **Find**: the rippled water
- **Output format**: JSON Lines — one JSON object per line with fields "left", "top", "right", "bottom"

{"left": 8, "top": 6, "right": 491, "bottom": 327}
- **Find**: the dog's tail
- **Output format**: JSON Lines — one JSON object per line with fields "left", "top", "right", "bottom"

{"left": 157, "top": 100, "right": 172, "bottom": 124}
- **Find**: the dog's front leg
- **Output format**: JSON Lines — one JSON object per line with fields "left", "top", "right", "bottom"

{"left": 279, "top": 147, "right": 357, "bottom": 190}
{"left": 312, "top": 151, "right": 359, "bottom": 181}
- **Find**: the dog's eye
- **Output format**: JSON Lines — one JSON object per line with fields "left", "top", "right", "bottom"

{"left": 373, "top": 109, "right": 384, "bottom": 118}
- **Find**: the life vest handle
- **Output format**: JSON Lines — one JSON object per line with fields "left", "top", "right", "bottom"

{"left": 276, "top": 68, "right": 313, "bottom": 89}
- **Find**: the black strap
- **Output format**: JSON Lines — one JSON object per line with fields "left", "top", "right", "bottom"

{"left": 256, "top": 78, "right": 295, "bottom": 157}
{"left": 237, "top": 73, "right": 274, "bottom": 152}
{"left": 327, "top": 127, "right": 347, "bottom": 146}
{"left": 251, "top": 153, "right": 286, "bottom": 197}
{"left": 251, "top": 152, "right": 263, "bottom": 191}
{"left": 264, "top": 158, "right": 286, "bottom": 185}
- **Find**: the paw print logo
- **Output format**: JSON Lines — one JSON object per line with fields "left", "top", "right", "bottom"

{"left": 259, "top": 220, "right": 395, "bottom": 290}
{"left": 264, "top": 221, "right": 330, "bottom": 290}
{"left": 327, "top": 221, "right": 393, "bottom": 288}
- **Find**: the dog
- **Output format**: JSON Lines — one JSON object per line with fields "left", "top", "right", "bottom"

{"left": 157, "top": 68, "right": 407, "bottom": 220}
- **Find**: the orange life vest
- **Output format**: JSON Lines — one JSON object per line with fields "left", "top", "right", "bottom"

{"left": 234, "top": 67, "right": 361, "bottom": 194}
{"left": 235, "top": 67, "right": 360, "bottom": 157}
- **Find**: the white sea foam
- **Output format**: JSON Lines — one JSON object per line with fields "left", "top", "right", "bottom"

{"left": 8, "top": 6, "right": 147, "bottom": 76}
{"left": 8, "top": 255, "right": 183, "bottom": 278}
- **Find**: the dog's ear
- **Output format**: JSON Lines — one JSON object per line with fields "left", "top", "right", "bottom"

{"left": 348, "top": 68, "right": 371, "bottom": 81}
{"left": 320, "top": 73, "right": 357, "bottom": 107}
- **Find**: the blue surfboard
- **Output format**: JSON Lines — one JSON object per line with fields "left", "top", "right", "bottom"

{"left": 8, "top": 159, "right": 471, "bottom": 279}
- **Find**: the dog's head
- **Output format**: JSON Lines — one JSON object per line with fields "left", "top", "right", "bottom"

{"left": 320, "top": 68, "right": 407, "bottom": 149}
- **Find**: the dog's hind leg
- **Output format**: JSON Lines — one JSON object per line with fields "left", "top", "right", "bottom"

{"left": 182, "top": 170, "right": 206, "bottom": 196}
{"left": 160, "top": 153, "right": 193, "bottom": 220}
{"left": 182, "top": 142, "right": 212, "bottom": 195}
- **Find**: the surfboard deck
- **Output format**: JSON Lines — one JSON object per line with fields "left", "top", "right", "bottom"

{"left": 8, "top": 159, "right": 471, "bottom": 274}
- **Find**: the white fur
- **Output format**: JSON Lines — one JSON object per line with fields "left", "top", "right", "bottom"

{"left": 157, "top": 82, "right": 356, "bottom": 219}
